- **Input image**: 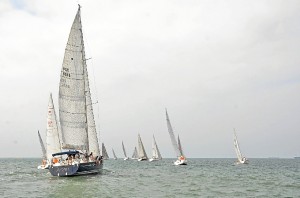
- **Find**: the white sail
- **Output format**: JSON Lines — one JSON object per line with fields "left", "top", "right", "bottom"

{"left": 102, "top": 143, "right": 109, "bottom": 159}
{"left": 122, "top": 141, "right": 128, "bottom": 158}
{"left": 151, "top": 135, "right": 162, "bottom": 160}
{"left": 177, "top": 135, "right": 184, "bottom": 157}
{"left": 46, "top": 93, "right": 62, "bottom": 160}
{"left": 132, "top": 147, "right": 138, "bottom": 159}
{"left": 165, "top": 109, "right": 180, "bottom": 157}
{"left": 234, "top": 129, "right": 245, "bottom": 163}
{"left": 137, "top": 134, "right": 148, "bottom": 160}
{"left": 38, "top": 130, "right": 46, "bottom": 160}
{"left": 84, "top": 58, "right": 100, "bottom": 157}
{"left": 112, "top": 148, "right": 117, "bottom": 159}
{"left": 59, "top": 8, "right": 89, "bottom": 151}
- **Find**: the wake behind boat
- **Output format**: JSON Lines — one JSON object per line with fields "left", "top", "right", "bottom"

{"left": 233, "top": 128, "right": 249, "bottom": 165}
{"left": 46, "top": 5, "right": 103, "bottom": 176}
{"left": 165, "top": 109, "right": 187, "bottom": 165}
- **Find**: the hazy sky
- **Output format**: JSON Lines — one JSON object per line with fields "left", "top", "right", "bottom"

{"left": 0, "top": 0, "right": 299, "bottom": 158}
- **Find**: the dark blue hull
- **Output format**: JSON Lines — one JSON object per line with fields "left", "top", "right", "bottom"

{"left": 49, "top": 162, "right": 103, "bottom": 177}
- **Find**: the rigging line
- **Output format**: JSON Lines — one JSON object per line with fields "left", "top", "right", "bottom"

{"left": 83, "top": 29, "right": 101, "bottom": 144}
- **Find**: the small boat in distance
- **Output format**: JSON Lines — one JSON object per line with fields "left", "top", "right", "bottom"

{"left": 102, "top": 143, "right": 109, "bottom": 160}
{"left": 122, "top": 141, "right": 129, "bottom": 160}
{"left": 131, "top": 147, "right": 138, "bottom": 160}
{"left": 37, "top": 130, "right": 47, "bottom": 169}
{"left": 233, "top": 128, "right": 249, "bottom": 164}
{"left": 165, "top": 109, "right": 187, "bottom": 165}
{"left": 112, "top": 148, "right": 118, "bottom": 160}
{"left": 137, "top": 134, "right": 148, "bottom": 161}
{"left": 149, "top": 135, "right": 162, "bottom": 162}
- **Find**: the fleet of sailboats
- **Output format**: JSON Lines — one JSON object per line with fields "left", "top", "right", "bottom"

{"left": 233, "top": 129, "right": 249, "bottom": 164}
{"left": 36, "top": 5, "right": 257, "bottom": 173}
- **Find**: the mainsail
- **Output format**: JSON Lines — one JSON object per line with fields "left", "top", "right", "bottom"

{"left": 122, "top": 141, "right": 128, "bottom": 158}
{"left": 137, "top": 134, "right": 148, "bottom": 160}
{"left": 152, "top": 135, "right": 162, "bottom": 160}
{"left": 102, "top": 143, "right": 109, "bottom": 159}
{"left": 46, "top": 93, "right": 62, "bottom": 160}
{"left": 58, "top": 7, "right": 100, "bottom": 154}
{"left": 233, "top": 129, "right": 244, "bottom": 163}
{"left": 165, "top": 109, "right": 180, "bottom": 157}
{"left": 38, "top": 131, "right": 46, "bottom": 160}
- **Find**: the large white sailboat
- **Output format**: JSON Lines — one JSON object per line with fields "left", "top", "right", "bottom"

{"left": 122, "top": 141, "right": 129, "bottom": 160}
{"left": 137, "top": 134, "right": 148, "bottom": 161}
{"left": 47, "top": 5, "right": 103, "bottom": 176}
{"left": 233, "top": 129, "right": 249, "bottom": 164}
{"left": 102, "top": 143, "right": 109, "bottom": 160}
{"left": 149, "top": 135, "right": 162, "bottom": 162}
{"left": 165, "top": 109, "right": 187, "bottom": 165}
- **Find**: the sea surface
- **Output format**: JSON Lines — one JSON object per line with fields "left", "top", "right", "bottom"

{"left": 0, "top": 158, "right": 299, "bottom": 197}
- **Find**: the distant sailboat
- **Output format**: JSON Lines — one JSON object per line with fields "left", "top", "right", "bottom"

{"left": 122, "top": 141, "right": 129, "bottom": 160}
{"left": 112, "top": 148, "right": 117, "bottom": 160}
{"left": 165, "top": 109, "right": 187, "bottom": 165}
{"left": 137, "top": 134, "right": 148, "bottom": 161}
{"left": 37, "top": 131, "right": 47, "bottom": 169}
{"left": 102, "top": 143, "right": 109, "bottom": 160}
{"left": 149, "top": 135, "right": 162, "bottom": 162}
{"left": 233, "top": 128, "right": 249, "bottom": 164}
{"left": 131, "top": 147, "right": 138, "bottom": 160}
{"left": 38, "top": 94, "right": 62, "bottom": 170}
{"left": 47, "top": 5, "right": 103, "bottom": 177}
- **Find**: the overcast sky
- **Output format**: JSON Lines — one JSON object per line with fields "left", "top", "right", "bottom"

{"left": 0, "top": 0, "right": 299, "bottom": 158}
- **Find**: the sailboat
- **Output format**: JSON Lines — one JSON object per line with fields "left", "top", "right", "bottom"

{"left": 131, "top": 147, "right": 138, "bottom": 160}
{"left": 122, "top": 141, "right": 129, "bottom": 160}
{"left": 149, "top": 135, "right": 162, "bottom": 162}
{"left": 112, "top": 149, "right": 118, "bottom": 160}
{"left": 137, "top": 134, "right": 148, "bottom": 161}
{"left": 233, "top": 129, "right": 249, "bottom": 164}
{"left": 102, "top": 143, "right": 109, "bottom": 160}
{"left": 165, "top": 109, "right": 187, "bottom": 165}
{"left": 38, "top": 93, "right": 62, "bottom": 169}
{"left": 37, "top": 130, "right": 47, "bottom": 169}
{"left": 48, "top": 5, "right": 103, "bottom": 176}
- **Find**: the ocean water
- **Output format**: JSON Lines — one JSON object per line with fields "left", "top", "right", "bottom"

{"left": 0, "top": 158, "right": 299, "bottom": 197}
